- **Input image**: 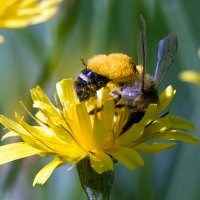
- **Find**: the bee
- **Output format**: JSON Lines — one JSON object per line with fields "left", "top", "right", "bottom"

{"left": 74, "top": 15, "right": 177, "bottom": 134}
{"left": 74, "top": 53, "right": 139, "bottom": 102}
{"left": 112, "top": 15, "right": 178, "bottom": 133}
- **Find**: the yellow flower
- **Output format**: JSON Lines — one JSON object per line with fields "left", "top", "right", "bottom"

{"left": 0, "top": 0, "right": 63, "bottom": 43}
{"left": 179, "top": 70, "right": 200, "bottom": 86}
{"left": 0, "top": 79, "right": 198, "bottom": 186}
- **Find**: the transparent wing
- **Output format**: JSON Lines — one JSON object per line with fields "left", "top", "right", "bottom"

{"left": 154, "top": 33, "right": 178, "bottom": 87}
{"left": 137, "top": 32, "right": 143, "bottom": 65}
{"left": 137, "top": 15, "right": 147, "bottom": 69}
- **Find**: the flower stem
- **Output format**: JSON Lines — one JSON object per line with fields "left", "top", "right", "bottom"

{"left": 77, "top": 158, "right": 114, "bottom": 200}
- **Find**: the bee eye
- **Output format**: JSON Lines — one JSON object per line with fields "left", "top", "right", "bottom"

{"left": 85, "top": 70, "right": 93, "bottom": 77}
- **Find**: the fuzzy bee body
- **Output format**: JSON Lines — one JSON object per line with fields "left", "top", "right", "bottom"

{"left": 75, "top": 53, "right": 138, "bottom": 101}
{"left": 113, "top": 74, "right": 159, "bottom": 133}
{"left": 110, "top": 16, "right": 178, "bottom": 133}
{"left": 74, "top": 68, "right": 110, "bottom": 101}
{"left": 114, "top": 74, "right": 159, "bottom": 111}
{"left": 74, "top": 16, "right": 178, "bottom": 134}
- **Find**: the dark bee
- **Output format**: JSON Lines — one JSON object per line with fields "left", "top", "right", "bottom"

{"left": 74, "top": 54, "right": 139, "bottom": 101}
{"left": 74, "top": 67, "right": 110, "bottom": 102}
{"left": 74, "top": 15, "right": 177, "bottom": 135}
{"left": 112, "top": 15, "right": 178, "bottom": 133}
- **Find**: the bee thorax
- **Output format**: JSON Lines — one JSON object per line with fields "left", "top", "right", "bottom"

{"left": 133, "top": 74, "right": 159, "bottom": 110}
{"left": 111, "top": 74, "right": 159, "bottom": 111}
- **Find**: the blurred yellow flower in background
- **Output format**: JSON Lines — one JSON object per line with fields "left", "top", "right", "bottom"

{"left": 0, "top": 79, "right": 198, "bottom": 186}
{"left": 179, "top": 70, "right": 200, "bottom": 86}
{"left": 0, "top": 0, "right": 63, "bottom": 43}
{"left": 179, "top": 48, "right": 200, "bottom": 86}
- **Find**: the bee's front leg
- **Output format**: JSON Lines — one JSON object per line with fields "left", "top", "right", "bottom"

{"left": 110, "top": 89, "right": 122, "bottom": 105}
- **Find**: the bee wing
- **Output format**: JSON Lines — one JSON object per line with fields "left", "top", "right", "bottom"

{"left": 154, "top": 33, "right": 178, "bottom": 87}
{"left": 137, "top": 15, "right": 147, "bottom": 69}
{"left": 137, "top": 32, "right": 143, "bottom": 65}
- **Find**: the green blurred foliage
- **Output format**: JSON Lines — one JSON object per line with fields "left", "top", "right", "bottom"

{"left": 0, "top": 0, "right": 200, "bottom": 199}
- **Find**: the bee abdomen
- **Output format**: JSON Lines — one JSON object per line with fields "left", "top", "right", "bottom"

{"left": 74, "top": 68, "right": 110, "bottom": 101}
{"left": 121, "top": 111, "right": 145, "bottom": 134}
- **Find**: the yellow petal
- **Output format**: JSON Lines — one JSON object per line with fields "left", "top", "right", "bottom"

{"left": 89, "top": 151, "right": 114, "bottom": 174}
{"left": 107, "top": 146, "right": 144, "bottom": 170}
{"left": 33, "top": 100, "right": 61, "bottom": 124}
{"left": 145, "top": 115, "right": 196, "bottom": 134}
{"left": 31, "top": 87, "right": 62, "bottom": 123}
{"left": 31, "top": 85, "right": 51, "bottom": 103}
{"left": 0, "top": 142, "right": 41, "bottom": 165}
{"left": 118, "top": 122, "right": 144, "bottom": 146}
{"left": 0, "top": 114, "right": 42, "bottom": 150}
{"left": 14, "top": 118, "right": 86, "bottom": 159}
{"left": 51, "top": 125, "right": 74, "bottom": 143}
{"left": 0, "top": 0, "right": 63, "bottom": 28}
{"left": 0, "top": 114, "right": 28, "bottom": 135}
{"left": 133, "top": 142, "right": 176, "bottom": 153}
{"left": 139, "top": 104, "right": 158, "bottom": 125}
{"left": 163, "top": 115, "right": 195, "bottom": 130}
{"left": 118, "top": 104, "right": 157, "bottom": 145}
{"left": 103, "top": 99, "right": 115, "bottom": 131}
{"left": 1, "top": 131, "right": 19, "bottom": 141}
{"left": 154, "top": 130, "right": 199, "bottom": 144}
{"left": 15, "top": 113, "right": 76, "bottom": 153}
{"left": 20, "top": 101, "right": 45, "bottom": 127}
{"left": 168, "top": 115, "right": 196, "bottom": 130}
{"left": 179, "top": 71, "right": 200, "bottom": 86}
{"left": 35, "top": 110, "right": 48, "bottom": 124}
{"left": 16, "top": 116, "right": 76, "bottom": 154}
{"left": 157, "top": 85, "right": 176, "bottom": 114}
{"left": 75, "top": 103, "right": 93, "bottom": 147}
{"left": 113, "top": 107, "right": 129, "bottom": 137}
{"left": 56, "top": 79, "right": 77, "bottom": 106}
{"left": 33, "top": 157, "right": 64, "bottom": 186}
{"left": 93, "top": 120, "right": 107, "bottom": 149}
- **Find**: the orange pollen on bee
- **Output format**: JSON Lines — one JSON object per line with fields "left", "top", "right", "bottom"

{"left": 136, "top": 65, "right": 144, "bottom": 75}
{"left": 87, "top": 53, "right": 139, "bottom": 82}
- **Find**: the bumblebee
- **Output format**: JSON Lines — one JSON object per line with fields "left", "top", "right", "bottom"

{"left": 112, "top": 16, "right": 178, "bottom": 133}
{"left": 74, "top": 53, "right": 139, "bottom": 101}
{"left": 74, "top": 15, "right": 177, "bottom": 134}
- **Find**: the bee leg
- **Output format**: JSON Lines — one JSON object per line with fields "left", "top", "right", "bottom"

{"left": 89, "top": 106, "right": 103, "bottom": 115}
{"left": 89, "top": 89, "right": 122, "bottom": 115}
{"left": 110, "top": 90, "right": 122, "bottom": 105}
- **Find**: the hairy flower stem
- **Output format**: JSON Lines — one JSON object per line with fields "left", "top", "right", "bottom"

{"left": 77, "top": 158, "right": 114, "bottom": 200}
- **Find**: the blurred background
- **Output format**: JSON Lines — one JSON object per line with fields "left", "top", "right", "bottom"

{"left": 0, "top": 0, "right": 200, "bottom": 199}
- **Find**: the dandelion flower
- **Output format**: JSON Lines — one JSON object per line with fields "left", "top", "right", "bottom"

{"left": 0, "top": 0, "right": 63, "bottom": 43}
{"left": 0, "top": 79, "right": 197, "bottom": 187}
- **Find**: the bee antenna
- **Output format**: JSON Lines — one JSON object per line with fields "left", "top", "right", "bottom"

{"left": 80, "top": 58, "right": 87, "bottom": 67}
